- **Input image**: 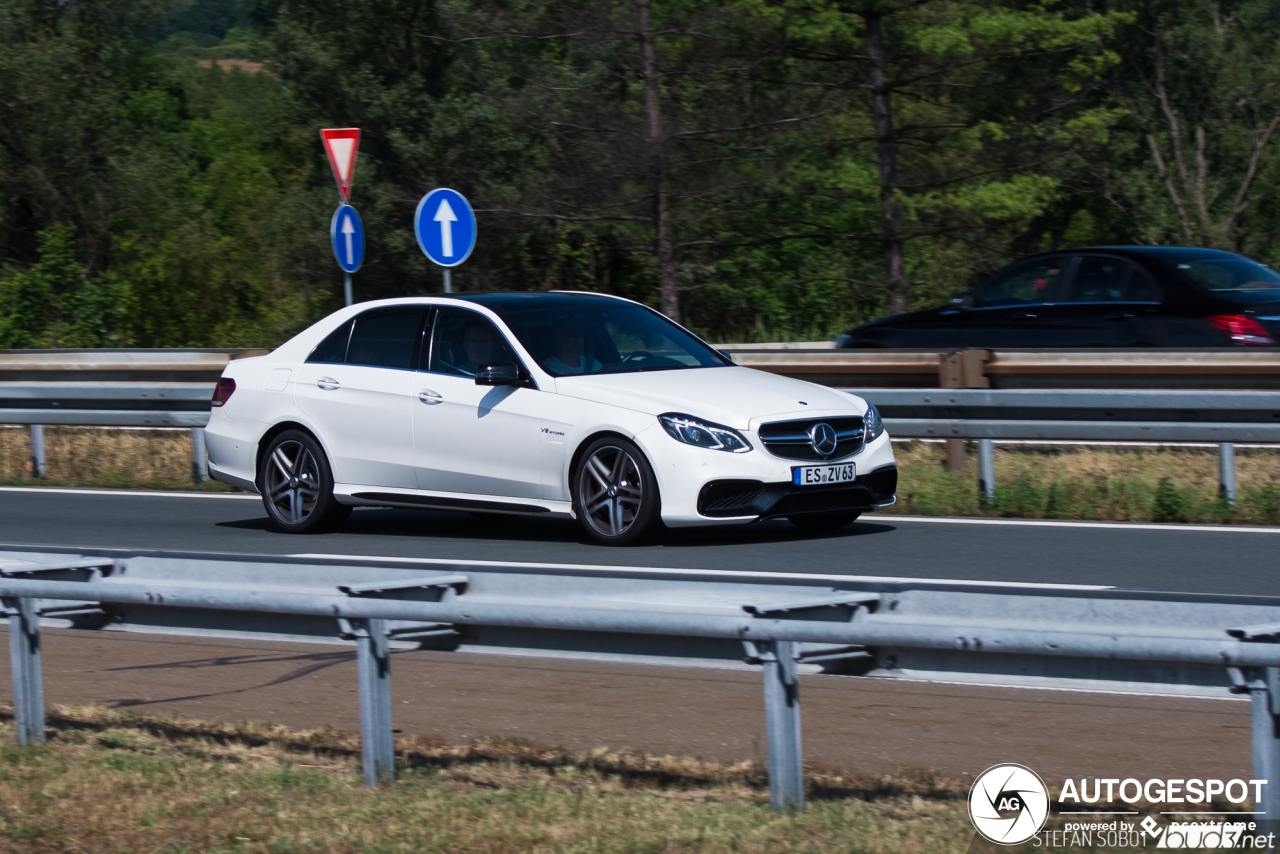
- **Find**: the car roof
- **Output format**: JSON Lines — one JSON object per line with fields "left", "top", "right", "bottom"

{"left": 435, "top": 291, "right": 636, "bottom": 311}
{"left": 1026, "top": 246, "right": 1247, "bottom": 261}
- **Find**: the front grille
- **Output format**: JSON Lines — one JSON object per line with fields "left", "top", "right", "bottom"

{"left": 758, "top": 417, "right": 865, "bottom": 462}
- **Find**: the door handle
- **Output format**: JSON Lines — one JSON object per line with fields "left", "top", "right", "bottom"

{"left": 1012, "top": 313, "right": 1036, "bottom": 320}
{"left": 1106, "top": 313, "right": 1135, "bottom": 321}
{"left": 418, "top": 389, "right": 443, "bottom": 404}
{"left": 317, "top": 377, "right": 340, "bottom": 390}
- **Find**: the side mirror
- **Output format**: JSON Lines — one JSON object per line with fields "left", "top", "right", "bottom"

{"left": 950, "top": 292, "right": 975, "bottom": 310}
{"left": 476, "top": 362, "right": 521, "bottom": 386}
{"left": 718, "top": 349, "right": 735, "bottom": 363}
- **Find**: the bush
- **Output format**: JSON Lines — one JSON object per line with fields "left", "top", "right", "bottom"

{"left": 1151, "top": 477, "right": 1189, "bottom": 523}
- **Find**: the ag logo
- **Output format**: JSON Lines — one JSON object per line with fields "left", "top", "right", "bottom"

{"left": 968, "top": 764, "right": 1050, "bottom": 845}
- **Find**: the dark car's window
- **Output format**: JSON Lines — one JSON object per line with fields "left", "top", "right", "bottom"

{"left": 307, "top": 321, "right": 352, "bottom": 364}
{"left": 428, "top": 309, "right": 520, "bottom": 378}
{"left": 494, "top": 301, "right": 729, "bottom": 377}
{"left": 972, "top": 257, "right": 1071, "bottom": 308}
{"left": 1062, "top": 258, "right": 1160, "bottom": 303}
{"left": 1163, "top": 252, "right": 1280, "bottom": 305}
{"left": 345, "top": 308, "right": 426, "bottom": 370}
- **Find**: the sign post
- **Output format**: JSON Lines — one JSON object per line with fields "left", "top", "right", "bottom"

{"left": 414, "top": 188, "right": 476, "bottom": 293}
{"left": 320, "top": 128, "right": 362, "bottom": 305}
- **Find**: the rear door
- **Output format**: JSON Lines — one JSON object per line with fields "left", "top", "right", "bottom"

{"left": 1043, "top": 255, "right": 1163, "bottom": 346}
{"left": 294, "top": 307, "right": 426, "bottom": 488}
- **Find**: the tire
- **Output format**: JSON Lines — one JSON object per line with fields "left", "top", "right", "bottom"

{"left": 259, "top": 430, "right": 351, "bottom": 534}
{"left": 572, "top": 436, "right": 661, "bottom": 546}
{"left": 788, "top": 510, "right": 861, "bottom": 531}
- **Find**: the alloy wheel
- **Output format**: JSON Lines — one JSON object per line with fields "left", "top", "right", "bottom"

{"left": 579, "top": 445, "right": 644, "bottom": 538}
{"left": 264, "top": 440, "right": 320, "bottom": 524}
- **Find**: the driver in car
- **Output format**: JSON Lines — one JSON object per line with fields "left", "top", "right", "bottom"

{"left": 457, "top": 322, "right": 497, "bottom": 377}
{"left": 543, "top": 323, "right": 602, "bottom": 375}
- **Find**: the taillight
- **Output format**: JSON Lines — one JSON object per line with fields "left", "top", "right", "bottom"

{"left": 1207, "top": 314, "right": 1276, "bottom": 346}
{"left": 211, "top": 377, "right": 236, "bottom": 407}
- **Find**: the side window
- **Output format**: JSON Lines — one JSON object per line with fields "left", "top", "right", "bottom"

{"left": 345, "top": 308, "right": 426, "bottom": 370}
{"left": 1123, "top": 267, "right": 1160, "bottom": 302}
{"left": 428, "top": 309, "right": 518, "bottom": 378}
{"left": 307, "top": 321, "right": 351, "bottom": 364}
{"left": 1065, "top": 257, "right": 1133, "bottom": 302}
{"left": 972, "top": 257, "right": 1070, "bottom": 308}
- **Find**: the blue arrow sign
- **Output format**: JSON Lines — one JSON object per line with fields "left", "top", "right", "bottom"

{"left": 414, "top": 188, "right": 476, "bottom": 268}
{"left": 330, "top": 204, "right": 365, "bottom": 273}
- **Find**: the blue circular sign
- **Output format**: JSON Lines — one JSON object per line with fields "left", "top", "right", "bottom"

{"left": 414, "top": 188, "right": 476, "bottom": 268}
{"left": 330, "top": 204, "right": 365, "bottom": 273}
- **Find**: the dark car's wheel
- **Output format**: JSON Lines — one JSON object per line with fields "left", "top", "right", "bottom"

{"left": 789, "top": 510, "right": 861, "bottom": 531}
{"left": 573, "top": 436, "right": 661, "bottom": 546}
{"left": 259, "top": 430, "right": 351, "bottom": 534}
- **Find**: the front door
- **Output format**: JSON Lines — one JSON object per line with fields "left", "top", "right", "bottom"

{"left": 957, "top": 255, "right": 1075, "bottom": 347}
{"left": 412, "top": 308, "right": 543, "bottom": 499}
{"left": 294, "top": 307, "right": 426, "bottom": 488}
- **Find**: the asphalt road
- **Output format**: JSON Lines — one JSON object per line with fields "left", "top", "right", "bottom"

{"left": 1, "top": 486, "right": 1277, "bottom": 595}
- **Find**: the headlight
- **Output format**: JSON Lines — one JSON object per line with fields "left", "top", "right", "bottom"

{"left": 658, "top": 413, "right": 752, "bottom": 453}
{"left": 864, "top": 403, "right": 885, "bottom": 442}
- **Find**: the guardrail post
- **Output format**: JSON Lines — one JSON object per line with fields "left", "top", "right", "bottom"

{"left": 977, "top": 439, "right": 996, "bottom": 505}
{"left": 1246, "top": 668, "right": 1280, "bottom": 822}
{"left": 762, "top": 640, "right": 804, "bottom": 811}
{"left": 28, "top": 425, "right": 45, "bottom": 479}
{"left": 4, "top": 597, "right": 44, "bottom": 745}
{"left": 1220, "top": 443, "right": 1237, "bottom": 511}
{"left": 354, "top": 618, "right": 394, "bottom": 786}
{"left": 191, "top": 428, "right": 208, "bottom": 484}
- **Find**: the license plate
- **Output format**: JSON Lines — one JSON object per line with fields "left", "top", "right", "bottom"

{"left": 792, "top": 463, "right": 856, "bottom": 486}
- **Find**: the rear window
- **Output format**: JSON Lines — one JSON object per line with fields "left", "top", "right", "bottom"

{"left": 1163, "top": 252, "right": 1280, "bottom": 305}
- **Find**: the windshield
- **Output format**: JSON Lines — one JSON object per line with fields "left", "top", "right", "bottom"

{"left": 1164, "top": 252, "right": 1280, "bottom": 305}
{"left": 494, "top": 300, "right": 730, "bottom": 377}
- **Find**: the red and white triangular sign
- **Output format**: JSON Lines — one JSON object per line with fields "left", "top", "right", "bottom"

{"left": 320, "top": 128, "right": 361, "bottom": 202}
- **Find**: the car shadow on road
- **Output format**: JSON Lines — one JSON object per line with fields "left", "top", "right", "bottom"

{"left": 216, "top": 507, "right": 897, "bottom": 549}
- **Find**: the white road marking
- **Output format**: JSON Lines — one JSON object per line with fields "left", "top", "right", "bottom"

{"left": 0, "top": 486, "right": 258, "bottom": 500}
{"left": 870, "top": 513, "right": 1280, "bottom": 534}
{"left": 289, "top": 552, "right": 1114, "bottom": 591}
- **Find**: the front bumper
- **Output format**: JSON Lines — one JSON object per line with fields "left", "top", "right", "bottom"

{"left": 698, "top": 465, "right": 897, "bottom": 519}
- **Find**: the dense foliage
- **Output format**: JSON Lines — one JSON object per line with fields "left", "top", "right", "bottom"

{"left": 0, "top": 0, "right": 1276, "bottom": 346}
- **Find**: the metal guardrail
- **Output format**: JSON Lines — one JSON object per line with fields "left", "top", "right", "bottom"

{"left": 720, "top": 345, "right": 1280, "bottom": 390}
{"left": 851, "top": 388, "right": 1280, "bottom": 504}
{"left": 0, "top": 350, "right": 1276, "bottom": 494}
{"left": 7, "top": 546, "right": 1280, "bottom": 814}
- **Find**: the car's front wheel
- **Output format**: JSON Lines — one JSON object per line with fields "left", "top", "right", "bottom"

{"left": 789, "top": 510, "right": 861, "bottom": 531}
{"left": 260, "top": 430, "right": 352, "bottom": 534}
{"left": 573, "top": 437, "right": 661, "bottom": 546}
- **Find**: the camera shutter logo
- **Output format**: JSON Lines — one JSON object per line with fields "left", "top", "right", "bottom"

{"left": 968, "top": 764, "right": 1050, "bottom": 845}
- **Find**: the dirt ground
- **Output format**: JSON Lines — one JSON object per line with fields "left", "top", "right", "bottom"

{"left": 0, "top": 627, "right": 1254, "bottom": 782}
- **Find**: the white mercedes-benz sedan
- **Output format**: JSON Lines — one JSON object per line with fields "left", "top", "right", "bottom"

{"left": 205, "top": 292, "right": 897, "bottom": 545}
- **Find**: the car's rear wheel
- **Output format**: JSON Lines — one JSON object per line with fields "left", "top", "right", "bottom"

{"left": 260, "top": 430, "right": 351, "bottom": 534}
{"left": 573, "top": 437, "right": 661, "bottom": 546}
{"left": 788, "top": 510, "right": 861, "bottom": 531}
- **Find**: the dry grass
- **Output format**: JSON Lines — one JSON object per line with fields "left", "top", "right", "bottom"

{"left": 3, "top": 428, "right": 1277, "bottom": 525}
{"left": 0, "top": 427, "right": 238, "bottom": 491}
{"left": 885, "top": 441, "right": 1280, "bottom": 525}
{"left": 0, "top": 704, "right": 975, "bottom": 854}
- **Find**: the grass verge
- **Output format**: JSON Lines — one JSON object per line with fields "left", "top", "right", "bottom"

{"left": 0, "top": 705, "right": 974, "bottom": 853}
{"left": 885, "top": 441, "right": 1280, "bottom": 526}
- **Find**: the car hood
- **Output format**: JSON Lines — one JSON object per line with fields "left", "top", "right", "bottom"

{"left": 551, "top": 366, "right": 864, "bottom": 429}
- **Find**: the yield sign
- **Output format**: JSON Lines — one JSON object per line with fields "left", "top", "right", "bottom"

{"left": 320, "top": 128, "right": 361, "bottom": 202}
